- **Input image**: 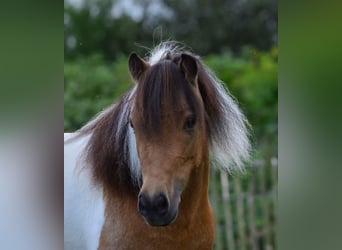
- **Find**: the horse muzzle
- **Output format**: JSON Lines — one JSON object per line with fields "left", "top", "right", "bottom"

{"left": 137, "top": 191, "right": 179, "bottom": 226}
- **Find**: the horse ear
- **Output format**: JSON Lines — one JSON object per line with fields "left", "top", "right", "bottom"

{"left": 128, "top": 53, "right": 149, "bottom": 82}
{"left": 179, "top": 53, "right": 198, "bottom": 85}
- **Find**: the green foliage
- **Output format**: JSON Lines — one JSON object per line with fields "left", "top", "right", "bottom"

{"left": 64, "top": 0, "right": 277, "bottom": 61}
{"left": 159, "top": 0, "right": 277, "bottom": 54}
{"left": 64, "top": 53, "right": 133, "bottom": 131}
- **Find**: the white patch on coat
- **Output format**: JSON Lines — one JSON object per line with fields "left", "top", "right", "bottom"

{"left": 64, "top": 133, "right": 105, "bottom": 250}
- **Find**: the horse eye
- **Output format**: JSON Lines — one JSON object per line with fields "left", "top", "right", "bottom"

{"left": 129, "top": 118, "right": 134, "bottom": 129}
{"left": 184, "top": 115, "right": 196, "bottom": 131}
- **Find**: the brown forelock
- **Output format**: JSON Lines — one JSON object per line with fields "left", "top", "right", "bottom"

{"left": 85, "top": 90, "right": 140, "bottom": 195}
{"left": 134, "top": 60, "right": 201, "bottom": 137}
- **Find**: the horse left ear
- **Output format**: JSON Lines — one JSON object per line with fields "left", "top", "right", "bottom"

{"left": 128, "top": 53, "right": 150, "bottom": 83}
{"left": 179, "top": 53, "right": 198, "bottom": 85}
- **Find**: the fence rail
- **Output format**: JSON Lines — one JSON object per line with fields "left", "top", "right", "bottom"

{"left": 209, "top": 157, "right": 278, "bottom": 250}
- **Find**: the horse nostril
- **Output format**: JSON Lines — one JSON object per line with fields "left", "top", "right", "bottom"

{"left": 154, "top": 194, "right": 169, "bottom": 216}
{"left": 138, "top": 194, "right": 148, "bottom": 216}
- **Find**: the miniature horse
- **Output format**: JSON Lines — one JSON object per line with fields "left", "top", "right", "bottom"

{"left": 64, "top": 42, "right": 250, "bottom": 250}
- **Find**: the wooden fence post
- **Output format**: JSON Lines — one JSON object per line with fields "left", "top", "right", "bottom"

{"left": 220, "top": 171, "right": 235, "bottom": 250}
{"left": 247, "top": 166, "right": 258, "bottom": 250}
{"left": 234, "top": 176, "right": 247, "bottom": 250}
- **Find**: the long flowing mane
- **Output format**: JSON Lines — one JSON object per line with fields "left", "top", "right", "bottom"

{"left": 71, "top": 42, "right": 251, "bottom": 193}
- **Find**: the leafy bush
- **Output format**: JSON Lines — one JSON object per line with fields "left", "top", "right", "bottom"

{"left": 64, "top": 53, "right": 133, "bottom": 131}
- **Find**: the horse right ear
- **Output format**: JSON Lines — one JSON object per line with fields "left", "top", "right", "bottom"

{"left": 128, "top": 53, "right": 150, "bottom": 83}
{"left": 179, "top": 53, "right": 198, "bottom": 86}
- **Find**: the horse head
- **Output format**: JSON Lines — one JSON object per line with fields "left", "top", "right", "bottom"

{"left": 128, "top": 53, "right": 208, "bottom": 226}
